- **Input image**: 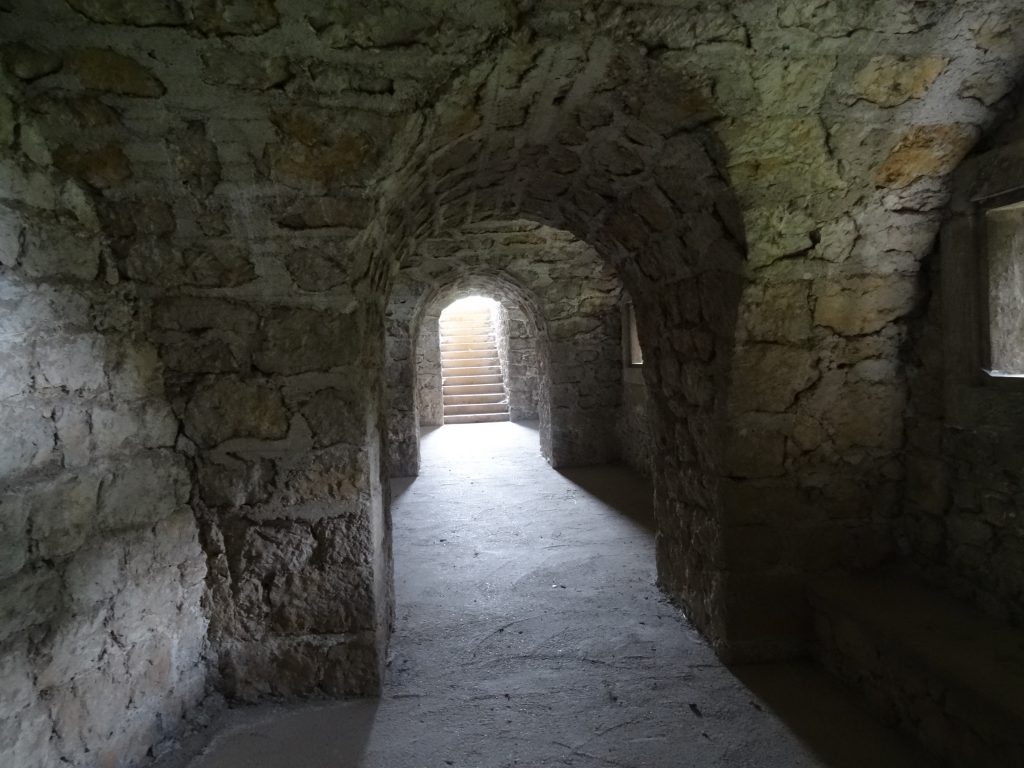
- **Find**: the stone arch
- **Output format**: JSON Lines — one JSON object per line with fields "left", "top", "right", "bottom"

{"left": 418, "top": 276, "right": 546, "bottom": 429}
{"left": 385, "top": 244, "right": 627, "bottom": 476}
{"left": 386, "top": 269, "right": 550, "bottom": 476}
{"left": 370, "top": 38, "right": 747, "bottom": 656}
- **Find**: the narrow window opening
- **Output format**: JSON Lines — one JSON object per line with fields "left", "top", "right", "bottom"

{"left": 983, "top": 199, "right": 1024, "bottom": 377}
{"left": 627, "top": 301, "right": 644, "bottom": 367}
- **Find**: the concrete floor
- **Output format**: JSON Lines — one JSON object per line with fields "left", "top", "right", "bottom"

{"left": 167, "top": 422, "right": 934, "bottom": 768}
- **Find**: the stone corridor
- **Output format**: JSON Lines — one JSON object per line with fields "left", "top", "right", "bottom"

{"left": 164, "top": 423, "right": 930, "bottom": 768}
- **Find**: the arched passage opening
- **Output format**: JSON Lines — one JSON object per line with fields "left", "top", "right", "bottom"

{"left": 426, "top": 295, "right": 530, "bottom": 427}
{"left": 371, "top": 40, "right": 746, "bottom": 658}
{"left": 385, "top": 247, "right": 630, "bottom": 477}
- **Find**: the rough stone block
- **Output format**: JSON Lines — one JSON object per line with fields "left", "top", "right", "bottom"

{"left": 0, "top": 568, "right": 61, "bottom": 644}
{"left": 255, "top": 308, "right": 364, "bottom": 374}
{"left": 36, "top": 334, "right": 107, "bottom": 392}
{"left": 21, "top": 223, "right": 101, "bottom": 281}
{"left": 0, "top": 340, "right": 31, "bottom": 399}
{"left": 814, "top": 275, "right": 917, "bottom": 335}
{"left": 0, "top": 491, "right": 30, "bottom": 579}
{"left": 0, "top": 405, "right": 55, "bottom": 480}
{"left": 27, "top": 472, "right": 102, "bottom": 560}
{"left": 874, "top": 123, "right": 978, "bottom": 188}
{"left": 98, "top": 453, "right": 189, "bottom": 531}
{"left": 852, "top": 55, "right": 947, "bottom": 107}
{"left": 65, "top": 0, "right": 185, "bottom": 26}
{"left": 184, "top": 377, "right": 289, "bottom": 447}
{"left": 730, "top": 344, "right": 820, "bottom": 413}
{"left": 63, "top": 538, "right": 126, "bottom": 609}
{"left": 68, "top": 47, "right": 165, "bottom": 97}
{"left": 0, "top": 206, "right": 21, "bottom": 268}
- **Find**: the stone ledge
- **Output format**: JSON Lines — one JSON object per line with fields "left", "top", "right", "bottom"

{"left": 810, "top": 572, "right": 1024, "bottom": 767}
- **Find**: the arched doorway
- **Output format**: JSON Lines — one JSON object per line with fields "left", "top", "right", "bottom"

{"left": 422, "top": 295, "right": 536, "bottom": 426}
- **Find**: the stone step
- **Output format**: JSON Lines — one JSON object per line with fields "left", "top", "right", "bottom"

{"left": 444, "top": 412, "right": 510, "bottom": 424}
{"left": 440, "top": 318, "right": 492, "bottom": 327}
{"left": 810, "top": 573, "right": 1024, "bottom": 768}
{"left": 442, "top": 373, "right": 503, "bottom": 386}
{"left": 443, "top": 392, "right": 507, "bottom": 406}
{"left": 443, "top": 402, "right": 509, "bottom": 416}
{"left": 442, "top": 382, "right": 506, "bottom": 396}
{"left": 441, "top": 349, "right": 499, "bottom": 361}
{"left": 441, "top": 361, "right": 500, "bottom": 373}
{"left": 440, "top": 327, "right": 492, "bottom": 337}
{"left": 442, "top": 365, "right": 501, "bottom": 377}
{"left": 440, "top": 340, "right": 494, "bottom": 352}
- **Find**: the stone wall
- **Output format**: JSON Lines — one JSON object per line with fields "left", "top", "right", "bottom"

{"left": 902, "top": 95, "right": 1024, "bottom": 626}
{"left": 385, "top": 222, "right": 623, "bottom": 475}
{"left": 0, "top": 66, "right": 207, "bottom": 767}
{"left": 4, "top": 5, "right": 1024, "bottom": 758}
{"left": 494, "top": 301, "right": 540, "bottom": 423}
{"left": 415, "top": 304, "right": 443, "bottom": 428}
{"left": 2, "top": 0, "right": 395, "bottom": 715}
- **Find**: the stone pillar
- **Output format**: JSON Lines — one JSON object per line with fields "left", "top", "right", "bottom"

{"left": 175, "top": 300, "right": 393, "bottom": 699}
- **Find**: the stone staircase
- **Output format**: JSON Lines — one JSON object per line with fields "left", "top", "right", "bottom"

{"left": 439, "top": 306, "right": 510, "bottom": 424}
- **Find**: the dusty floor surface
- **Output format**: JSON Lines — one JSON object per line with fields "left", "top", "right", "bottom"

{"left": 166, "top": 422, "right": 933, "bottom": 768}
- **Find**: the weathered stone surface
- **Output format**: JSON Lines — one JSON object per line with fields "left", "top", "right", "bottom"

{"left": 189, "top": 0, "right": 279, "bottom": 36}
{"left": 184, "top": 377, "right": 289, "bottom": 447}
{"left": 68, "top": 48, "right": 166, "bottom": 97}
{"left": 814, "top": 276, "right": 917, "bottom": 336}
{"left": 27, "top": 473, "right": 102, "bottom": 560}
{"left": 730, "top": 344, "right": 820, "bottom": 413}
{"left": 0, "top": 406, "right": 55, "bottom": 479}
{"left": 874, "top": 124, "right": 978, "bottom": 188}
{"left": 0, "top": 206, "right": 22, "bottom": 268}
{"left": 2, "top": 42, "right": 62, "bottom": 81}
{"left": 20, "top": 223, "right": 101, "bottom": 281}
{"left": 0, "top": 570, "right": 61, "bottom": 644}
{"left": 267, "top": 134, "right": 377, "bottom": 187}
{"left": 739, "top": 282, "right": 812, "bottom": 342}
{"left": 117, "top": 240, "right": 255, "bottom": 286}
{"left": 277, "top": 196, "right": 373, "bottom": 230}
{"left": 36, "top": 334, "right": 107, "bottom": 392}
{"left": 66, "top": 0, "right": 185, "bottom": 26}
{"left": 98, "top": 453, "right": 190, "bottom": 530}
{"left": 283, "top": 249, "right": 352, "bottom": 290}
{"left": 53, "top": 144, "right": 132, "bottom": 188}
{"left": 198, "top": 456, "right": 274, "bottom": 507}
{"left": 255, "top": 308, "right": 363, "bottom": 374}
{"left": 201, "top": 48, "right": 289, "bottom": 90}
{"left": 0, "top": 95, "right": 12, "bottom": 149}
{"left": 853, "top": 56, "right": 948, "bottom": 108}
{"left": 0, "top": 492, "right": 30, "bottom": 579}
{"left": 166, "top": 120, "right": 222, "bottom": 197}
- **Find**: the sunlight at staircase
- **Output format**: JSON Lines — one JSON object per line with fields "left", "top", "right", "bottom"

{"left": 439, "top": 297, "right": 510, "bottom": 424}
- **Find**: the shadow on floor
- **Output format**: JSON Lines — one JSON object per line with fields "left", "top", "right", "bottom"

{"left": 390, "top": 476, "right": 414, "bottom": 503}
{"left": 557, "top": 463, "right": 655, "bottom": 532}
{"left": 731, "top": 662, "right": 938, "bottom": 768}
{"left": 183, "top": 700, "right": 380, "bottom": 768}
